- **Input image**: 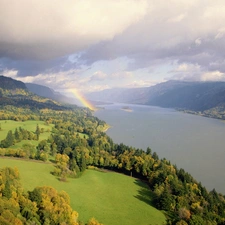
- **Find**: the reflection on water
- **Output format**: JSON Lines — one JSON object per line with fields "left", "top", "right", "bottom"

{"left": 94, "top": 103, "right": 225, "bottom": 194}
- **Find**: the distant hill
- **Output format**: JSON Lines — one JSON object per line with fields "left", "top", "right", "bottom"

{"left": 88, "top": 80, "right": 225, "bottom": 119}
{"left": 146, "top": 80, "right": 225, "bottom": 111}
{"left": 0, "top": 75, "right": 27, "bottom": 90}
{"left": 86, "top": 87, "right": 149, "bottom": 104}
{"left": 0, "top": 75, "right": 74, "bottom": 110}
{"left": 26, "top": 83, "right": 79, "bottom": 105}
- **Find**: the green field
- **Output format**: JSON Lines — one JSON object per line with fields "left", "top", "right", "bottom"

{"left": 0, "top": 158, "right": 166, "bottom": 225}
{"left": 0, "top": 120, "right": 53, "bottom": 143}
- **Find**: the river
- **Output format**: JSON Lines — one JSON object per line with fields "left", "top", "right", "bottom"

{"left": 94, "top": 103, "right": 225, "bottom": 194}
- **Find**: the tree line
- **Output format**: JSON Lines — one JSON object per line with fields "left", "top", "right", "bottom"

{"left": 0, "top": 167, "right": 102, "bottom": 225}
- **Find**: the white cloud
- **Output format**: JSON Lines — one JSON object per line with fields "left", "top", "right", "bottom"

{"left": 1, "top": 0, "right": 225, "bottom": 91}
{"left": 0, "top": 0, "right": 148, "bottom": 59}
{"left": 2, "top": 69, "right": 18, "bottom": 78}
{"left": 125, "top": 79, "right": 157, "bottom": 88}
{"left": 90, "top": 71, "right": 108, "bottom": 81}
{"left": 85, "top": 84, "right": 110, "bottom": 92}
{"left": 7, "top": 69, "right": 82, "bottom": 89}
{"left": 195, "top": 38, "right": 202, "bottom": 46}
{"left": 173, "top": 63, "right": 201, "bottom": 73}
{"left": 215, "top": 28, "right": 225, "bottom": 39}
{"left": 111, "top": 71, "right": 133, "bottom": 79}
{"left": 167, "top": 13, "right": 187, "bottom": 23}
{"left": 201, "top": 71, "right": 225, "bottom": 81}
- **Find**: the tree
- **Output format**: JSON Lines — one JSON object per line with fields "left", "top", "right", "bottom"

{"left": 2, "top": 179, "right": 12, "bottom": 199}
{"left": 152, "top": 151, "right": 159, "bottom": 160}
{"left": 176, "top": 220, "right": 188, "bottom": 225}
{"left": 178, "top": 207, "right": 191, "bottom": 221}
{"left": 50, "top": 142, "right": 57, "bottom": 156}
{"left": 35, "top": 124, "right": 41, "bottom": 140}
{"left": 146, "top": 147, "right": 152, "bottom": 155}
{"left": 79, "top": 154, "right": 86, "bottom": 172}
{"left": 87, "top": 218, "right": 103, "bottom": 225}
{"left": 189, "top": 215, "right": 205, "bottom": 225}
{"left": 14, "top": 128, "right": 20, "bottom": 142}
{"left": 158, "top": 188, "right": 175, "bottom": 211}
{"left": 37, "top": 140, "right": 50, "bottom": 153}
{"left": 28, "top": 186, "right": 79, "bottom": 225}
{"left": 1, "top": 130, "right": 15, "bottom": 147}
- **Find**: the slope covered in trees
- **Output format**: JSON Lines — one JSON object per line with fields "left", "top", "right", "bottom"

{"left": 88, "top": 80, "right": 225, "bottom": 120}
{"left": 0, "top": 105, "right": 225, "bottom": 224}
{"left": 0, "top": 76, "right": 225, "bottom": 224}
{"left": 0, "top": 166, "right": 105, "bottom": 225}
{"left": 0, "top": 167, "right": 79, "bottom": 225}
{"left": 26, "top": 83, "right": 80, "bottom": 105}
{"left": 0, "top": 75, "right": 75, "bottom": 111}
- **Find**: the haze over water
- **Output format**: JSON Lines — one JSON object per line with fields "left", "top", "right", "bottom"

{"left": 94, "top": 103, "right": 225, "bottom": 194}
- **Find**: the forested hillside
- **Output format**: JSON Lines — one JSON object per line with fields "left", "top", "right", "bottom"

{"left": 26, "top": 82, "right": 79, "bottom": 105}
{"left": 0, "top": 75, "right": 75, "bottom": 111}
{"left": 0, "top": 76, "right": 225, "bottom": 224}
{"left": 0, "top": 167, "right": 80, "bottom": 225}
{"left": 88, "top": 80, "right": 225, "bottom": 120}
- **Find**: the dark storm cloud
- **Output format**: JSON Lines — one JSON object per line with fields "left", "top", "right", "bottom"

{"left": 0, "top": 56, "right": 74, "bottom": 76}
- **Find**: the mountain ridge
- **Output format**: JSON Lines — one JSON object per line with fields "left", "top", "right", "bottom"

{"left": 87, "top": 80, "right": 225, "bottom": 119}
{"left": 0, "top": 75, "right": 27, "bottom": 90}
{"left": 25, "top": 82, "right": 80, "bottom": 105}
{"left": 0, "top": 75, "right": 76, "bottom": 110}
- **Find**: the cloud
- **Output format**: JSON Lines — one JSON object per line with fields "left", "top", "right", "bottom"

{"left": 1, "top": 0, "right": 225, "bottom": 92}
{"left": 167, "top": 13, "right": 187, "bottom": 23}
{"left": 1, "top": 69, "right": 18, "bottom": 78}
{"left": 81, "top": 0, "right": 225, "bottom": 73}
{"left": 201, "top": 71, "right": 225, "bottom": 81}
{"left": 111, "top": 71, "right": 132, "bottom": 79}
{"left": 169, "top": 63, "right": 225, "bottom": 82}
{"left": 89, "top": 71, "right": 108, "bottom": 82}
{"left": 5, "top": 69, "right": 82, "bottom": 89}
{"left": 195, "top": 38, "right": 202, "bottom": 46}
{"left": 169, "top": 63, "right": 202, "bottom": 81}
{"left": 125, "top": 79, "right": 157, "bottom": 88}
{"left": 0, "top": 56, "right": 71, "bottom": 76}
{"left": 0, "top": 0, "right": 147, "bottom": 60}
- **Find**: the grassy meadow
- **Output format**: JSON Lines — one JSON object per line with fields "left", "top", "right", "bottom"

{"left": 0, "top": 120, "right": 53, "bottom": 147}
{"left": 0, "top": 157, "right": 166, "bottom": 225}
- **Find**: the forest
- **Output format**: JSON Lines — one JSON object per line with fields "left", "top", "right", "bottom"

{"left": 0, "top": 103, "right": 224, "bottom": 225}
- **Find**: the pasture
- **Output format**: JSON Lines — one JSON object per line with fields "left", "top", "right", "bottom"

{"left": 0, "top": 158, "right": 166, "bottom": 225}
{"left": 0, "top": 120, "right": 53, "bottom": 145}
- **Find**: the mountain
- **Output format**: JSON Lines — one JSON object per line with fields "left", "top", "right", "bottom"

{"left": 146, "top": 80, "right": 225, "bottom": 111}
{"left": 26, "top": 83, "right": 79, "bottom": 105}
{"left": 87, "top": 87, "right": 149, "bottom": 104}
{"left": 88, "top": 80, "right": 225, "bottom": 114}
{"left": 0, "top": 75, "right": 73, "bottom": 110}
{"left": 0, "top": 75, "right": 27, "bottom": 90}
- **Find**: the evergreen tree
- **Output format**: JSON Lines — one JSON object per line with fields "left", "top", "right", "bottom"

{"left": 146, "top": 147, "right": 152, "bottom": 155}
{"left": 2, "top": 179, "right": 12, "bottom": 199}
{"left": 158, "top": 188, "right": 174, "bottom": 211}
{"left": 2, "top": 130, "right": 14, "bottom": 147}
{"left": 80, "top": 154, "right": 86, "bottom": 172}
{"left": 35, "top": 124, "right": 41, "bottom": 140}
{"left": 14, "top": 128, "right": 20, "bottom": 141}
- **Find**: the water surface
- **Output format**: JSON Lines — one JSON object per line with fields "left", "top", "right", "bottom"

{"left": 94, "top": 103, "right": 225, "bottom": 194}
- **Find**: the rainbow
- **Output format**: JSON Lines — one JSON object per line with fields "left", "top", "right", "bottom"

{"left": 68, "top": 89, "right": 95, "bottom": 111}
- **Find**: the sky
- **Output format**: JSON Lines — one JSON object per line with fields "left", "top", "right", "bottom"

{"left": 1, "top": 0, "right": 225, "bottom": 94}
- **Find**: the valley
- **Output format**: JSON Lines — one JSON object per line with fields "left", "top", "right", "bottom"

{"left": 1, "top": 75, "right": 225, "bottom": 225}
